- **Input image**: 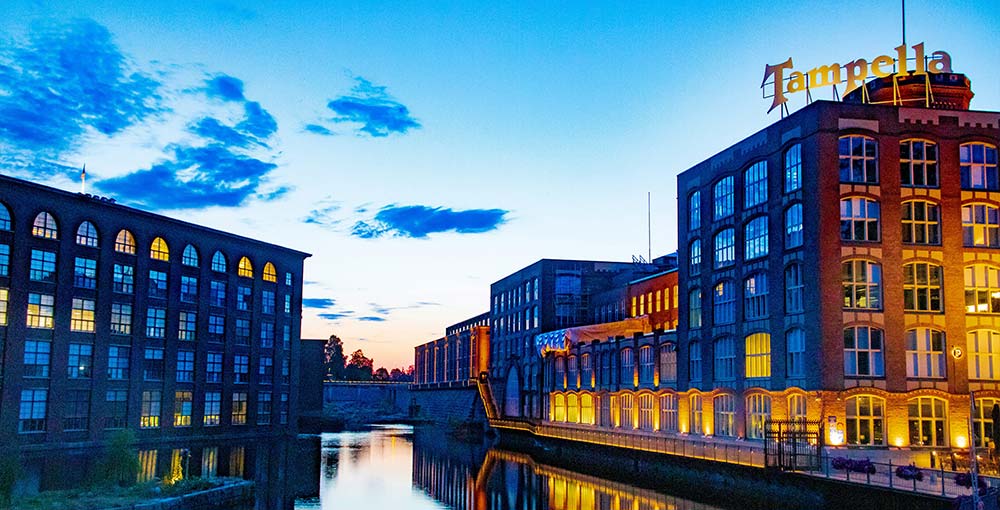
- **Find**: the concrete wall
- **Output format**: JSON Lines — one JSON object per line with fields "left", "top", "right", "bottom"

{"left": 409, "top": 385, "right": 484, "bottom": 425}
{"left": 323, "top": 382, "right": 411, "bottom": 415}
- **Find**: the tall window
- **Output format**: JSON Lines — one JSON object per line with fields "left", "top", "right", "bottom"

{"left": 638, "top": 394, "right": 654, "bottom": 431}
{"left": 713, "top": 281, "right": 735, "bottom": 324}
{"left": 145, "top": 307, "right": 166, "bottom": 338}
{"left": 965, "top": 264, "right": 1000, "bottom": 314}
{"left": 263, "top": 262, "right": 278, "bottom": 282}
{"left": 257, "top": 392, "right": 273, "bottom": 425}
{"left": 842, "top": 260, "right": 882, "bottom": 310}
{"left": 108, "top": 345, "right": 129, "bottom": 380}
{"left": 148, "top": 270, "right": 168, "bottom": 299}
{"left": 902, "top": 201, "right": 941, "bottom": 245}
{"left": 176, "top": 350, "right": 195, "bottom": 382}
{"left": 713, "top": 394, "right": 736, "bottom": 437}
{"left": 900, "top": 139, "right": 939, "bottom": 187}
{"left": 744, "top": 161, "right": 768, "bottom": 208}
{"left": 114, "top": 230, "right": 136, "bottom": 254}
{"left": 620, "top": 348, "right": 634, "bottom": 386}
{"left": 689, "top": 394, "right": 703, "bottom": 434}
{"left": 111, "top": 303, "right": 132, "bottom": 335}
{"left": 968, "top": 330, "right": 1000, "bottom": 380}
{"left": 212, "top": 251, "right": 227, "bottom": 272}
{"left": 960, "top": 142, "right": 998, "bottom": 190}
{"left": 210, "top": 281, "right": 227, "bottom": 307}
{"left": 232, "top": 393, "right": 248, "bottom": 425}
{"left": 714, "top": 228, "right": 735, "bottom": 268}
{"left": 238, "top": 256, "right": 254, "bottom": 278}
{"left": 846, "top": 395, "right": 885, "bottom": 445}
{"left": 208, "top": 314, "right": 225, "bottom": 341}
{"left": 76, "top": 221, "right": 99, "bottom": 247}
{"left": 839, "top": 135, "right": 878, "bottom": 184}
{"left": 746, "top": 394, "right": 771, "bottom": 440}
{"left": 973, "top": 398, "right": 1000, "bottom": 447}
{"left": 32, "top": 212, "right": 58, "bottom": 239}
{"left": 113, "top": 264, "right": 134, "bottom": 294}
{"left": 0, "top": 288, "right": 6, "bottom": 326}
{"left": 660, "top": 394, "right": 678, "bottom": 432}
{"left": 905, "top": 328, "right": 945, "bottom": 379}
{"left": 689, "top": 289, "right": 702, "bottom": 328}
{"left": 29, "top": 249, "right": 56, "bottom": 282}
{"left": 67, "top": 343, "right": 93, "bottom": 378}
{"left": 659, "top": 344, "right": 677, "bottom": 383}
{"left": 903, "top": 262, "right": 942, "bottom": 312}
{"left": 788, "top": 394, "right": 807, "bottom": 422}
{"left": 787, "top": 328, "right": 806, "bottom": 378}
{"left": 105, "top": 390, "right": 128, "bottom": 429}
{"left": 581, "top": 353, "right": 593, "bottom": 388}
{"left": 785, "top": 203, "right": 803, "bottom": 248}
{"left": 237, "top": 286, "right": 252, "bottom": 311}
{"left": 0, "top": 244, "right": 8, "bottom": 277}
{"left": 0, "top": 204, "right": 10, "bottom": 230}
{"left": 150, "top": 237, "right": 169, "bottom": 261}
{"left": 713, "top": 337, "right": 736, "bottom": 381}
{"left": 744, "top": 273, "right": 768, "bottom": 319}
{"left": 182, "top": 245, "right": 199, "bottom": 267}
{"left": 745, "top": 333, "right": 771, "bottom": 378}
{"left": 19, "top": 389, "right": 47, "bottom": 433}
{"left": 689, "top": 191, "right": 701, "bottom": 229}
{"left": 638, "top": 346, "right": 654, "bottom": 384}
{"left": 745, "top": 216, "right": 769, "bottom": 259}
{"left": 565, "top": 355, "right": 577, "bottom": 389}
{"left": 689, "top": 239, "right": 701, "bottom": 275}
{"left": 206, "top": 352, "right": 223, "bottom": 383}
{"left": 619, "top": 394, "right": 634, "bottom": 429}
{"left": 963, "top": 204, "right": 1000, "bottom": 247}
{"left": 23, "top": 340, "right": 51, "bottom": 377}
{"left": 785, "top": 263, "right": 804, "bottom": 313}
{"left": 180, "top": 276, "right": 198, "bottom": 303}
{"left": 140, "top": 390, "right": 161, "bottom": 429}
{"left": 840, "top": 197, "right": 880, "bottom": 242}
{"left": 204, "top": 392, "right": 221, "bottom": 426}
{"left": 143, "top": 347, "right": 164, "bottom": 380}
{"left": 688, "top": 341, "right": 702, "bottom": 381}
{"left": 713, "top": 177, "right": 734, "bottom": 220}
{"left": 70, "top": 298, "right": 96, "bottom": 332}
{"left": 259, "top": 356, "right": 274, "bottom": 384}
{"left": 174, "top": 391, "right": 193, "bottom": 427}
{"left": 908, "top": 397, "right": 946, "bottom": 447}
{"left": 844, "top": 326, "right": 884, "bottom": 377}
{"left": 26, "top": 293, "right": 55, "bottom": 328}
{"left": 66, "top": 391, "right": 92, "bottom": 430}
{"left": 74, "top": 257, "right": 97, "bottom": 289}
{"left": 784, "top": 144, "right": 802, "bottom": 192}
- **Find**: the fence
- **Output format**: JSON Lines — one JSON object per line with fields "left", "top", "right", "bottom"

{"left": 813, "top": 453, "right": 1000, "bottom": 499}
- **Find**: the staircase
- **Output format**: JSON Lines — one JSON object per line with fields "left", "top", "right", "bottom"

{"left": 476, "top": 372, "right": 500, "bottom": 420}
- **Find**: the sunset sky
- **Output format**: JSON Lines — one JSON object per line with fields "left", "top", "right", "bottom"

{"left": 1, "top": 0, "right": 998, "bottom": 369}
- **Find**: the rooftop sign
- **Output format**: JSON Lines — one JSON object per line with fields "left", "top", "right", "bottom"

{"left": 762, "top": 43, "right": 952, "bottom": 113}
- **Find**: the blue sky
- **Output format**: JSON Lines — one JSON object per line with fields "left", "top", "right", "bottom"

{"left": 1, "top": 1, "right": 998, "bottom": 369}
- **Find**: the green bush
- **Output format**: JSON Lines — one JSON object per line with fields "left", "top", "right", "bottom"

{"left": 0, "top": 452, "right": 21, "bottom": 509}
{"left": 96, "top": 430, "right": 140, "bottom": 487}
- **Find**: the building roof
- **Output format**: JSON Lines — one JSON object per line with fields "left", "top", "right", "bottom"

{"left": 627, "top": 268, "right": 678, "bottom": 286}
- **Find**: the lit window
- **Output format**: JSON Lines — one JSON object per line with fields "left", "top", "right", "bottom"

{"left": 746, "top": 394, "right": 771, "bottom": 439}
{"left": 263, "top": 262, "right": 277, "bottom": 282}
{"left": 713, "top": 176, "right": 734, "bottom": 220}
{"left": 744, "top": 216, "right": 768, "bottom": 259}
{"left": 0, "top": 288, "right": 7, "bottom": 326}
{"left": 637, "top": 393, "right": 654, "bottom": 431}
{"left": 714, "top": 228, "right": 735, "bottom": 268}
{"left": 689, "top": 394, "right": 703, "bottom": 434}
{"left": 968, "top": 330, "right": 1000, "bottom": 381}
{"left": 0, "top": 203, "right": 10, "bottom": 230}
{"left": 67, "top": 343, "right": 93, "bottom": 378}
{"left": 179, "top": 311, "right": 196, "bottom": 341}
{"left": 74, "top": 257, "right": 97, "bottom": 289}
{"left": 688, "top": 289, "right": 702, "bottom": 328}
{"left": 182, "top": 245, "right": 199, "bottom": 267}
{"left": 110, "top": 303, "right": 132, "bottom": 335}
{"left": 839, "top": 135, "right": 878, "bottom": 184}
{"left": 26, "top": 293, "right": 54, "bottom": 329}
{"left": 70, "top": 298, "right": 96, "bottom": 332}
{"left": 174, "top": 391, "right": 193, "bottom": 427}
{"left": 973, "top": 398, "right": 1000, "bottom": 447}
{"left": 745, "top": 333, "right": 771, "bottom": 378}
{"left": 148, "top": 270, "right": 167, "bottom": 299}
{"left": 140, "top": 390, "right": 161, "bottom": 429}
{"left": 846, "top": 395, "right": 884, "bottom": 445}
{"left": 903, "top": 262, "right": 942, "bottom": 312}
{"left": 900, "top": 139, "right": 938, "bottom": 188}
{"left": 689, "top": 239, "right": 701, "bottom": 275}
{"left": 744, "top": 273, "right": 768, "bottom": 319}
{"left": 113, "top": 264, "right": 134, "bottom": 294}
{"left": 76, "top": 221, "right": 99, "bottom": 247}
{"left": 840, "top": 197, "right": 880, "bottom": 242}
{"left": 114, "top": 230, "right": 136, "bottom": 254}
{"left": 212, "top": 251, "right": 227, "bottom": 272}
{"left": 744, "top": 161, "right": 768, "bottom": 208}
{"left": 907, "top": 397, "right": 946, "bottom": 447}
{"left": 785, "top": 263, "right": 804, "bottom": 314}
{"left": 786, "top": 328, "right": 805, "bottom": 378}
{"left": 238, "top": 256, "right": 253, "bottom": 278}
{"left": 23, "top": 340, "right": 50, "bottom": 377}
{"left": 29, "top": 249, "right": 57, "bottom": 282}
{"left": 146, "top": 307, "right": 166, "bottom": 338}
{"left": 964, "top": 264, "right": 1000, "bottom": 314}
{"left": 713, "top": 281, "right": 735, "bottom": 324}
{"left": 962, "top": 204, "right": 1000, "bottom": 248}
{"left": 688, "top": 341, "right": 702, "bottom": 382}
{"left": 107, "top": 345, "right": 129, "bottom": 380}
{"left": 32, "top": 211, "right": 58, "bottom": 239}
{"left": 901, "top": 201, "right": 941, "bottom": 245}
{"left": 785, "top": 203, "right": 803, "bottom": 248}
{"left": 18, "top": 389, "right": 47, "bottom": 433}
{"left": 659, "top": 394, "right": 678, "bottom": 432}
{"left": 713, "top": 337, "right": 735, "bottom": 381}
{"left": 905, "top": 328, "right": 945, "bottom": 379}
{"left": 232, "top": 392, "right": 248, "bottom": 425}
{"left": 842, "top": 260, "right": 882, "bottom": 310}
{"left": 0, "top": 244, "right": 8, "bottom": 276}
{"left": 618, "top": 393, "right": 633, "bottom": 429}
{"left": 150, "top": 237, "right": 169, "bottom": 261}
{"left": 689, "top": 191, "right": 701, "bottom": 230}
{"left": 204, "top": 392, "right": 221, "bottom": 426}
{"left": 713, "top": 394, "right": 735, "bottom": 437}
{"left": 784, "top": 144, "right": 802, "bottom": 192}
{"left": 176, "top": 351, "right": 195, "bottom": 383}
{"left": 844, "top": 326, "right": 884, "bottom": 377}
{"left": 960, "top": 142, "right": 998, "bottom": 190}
{"left": 788, "top": 394, "right": 807, "bottom": 422}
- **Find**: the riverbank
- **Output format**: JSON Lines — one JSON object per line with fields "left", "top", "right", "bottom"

{"left": 7, "top": 478, "right": 252, "bottom": 510}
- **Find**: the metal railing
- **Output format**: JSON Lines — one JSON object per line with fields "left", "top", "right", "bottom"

{"left": 812, "top": 454, "right": 1000, "bottom": 499}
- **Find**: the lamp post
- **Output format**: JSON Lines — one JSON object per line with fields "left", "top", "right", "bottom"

{"left": 969, "top": 392, "right": 980, "bottom": 509}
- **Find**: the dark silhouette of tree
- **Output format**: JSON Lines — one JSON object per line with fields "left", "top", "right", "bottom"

{"left": 323, "top": 335, "right": 346, "bottom": 380}
{"left": 373, "top": 367, "right": 390, "bottom": 381}
{"left": 346, "top": 349, "right": 374, "bottom": 381}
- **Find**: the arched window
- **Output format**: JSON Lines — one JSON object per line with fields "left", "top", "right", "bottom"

{"left": 566, "top": 394, "right": 579, "bottom": 423}
{"left": 580, "top": 353, "right": 593, "bottom": 388}
{"left": 115, "top": 230, "right": 136, "bottom": 254}
{"left": 238, "top": 256, "right": 253, "bottom": 278}
{"left": 788, "top": 394, "right": 807, "bottom": 422}
{"left": 839, "top": 135, "right": 878, "bottom": 184}
{"left": 844, "top": 326, "right": 884, "bottom": 377}
{"left": 689, "top": 239, "right": 702, "bottom": 275}
{"left": 960, "top": 142, "right": 998, "bottom": 191}
{"left": 974, "top": 398, "right": 1000, "bottom": 447}
{"left": 150, "top": 237, "right": 170, "bottom": 261}
{"left": 688, "top": 289, "right": 702, "bottom": 328}
{"left": 840, "top": 197, "right": 880, "bottom": 242}
{"left": 0, "top": 203, "right": 10, "bottom": 230}
{"left": 212, "top": 251, "right": 227, "bottom": 272}
{"left": 965, "top": 264, "right": 1000, "bottom": 313}
{"left": 263, "top": 262, "right": 278, "bottom": 282}
{"left": 567, "top": 355, "right": 578, "bottom": 389}
{"left": 552, "top": 394, "right": 566, "bottom": 422}
{"left": 903, "top": 262, "right": 942, "bottom": 312}
{"left": 745, "top": 216, "right": 769, "bottom": 259}
{"left": 785, "top": 203, "right": 803, "bottom": 248}
{"left": 744, "top": 161, "right": 768, "bottom": 208}
{"left": 745, "top": 333, "right": 771, "bottom": 378}
{"left": 900, "top": 139, "right": 939, "bottom": 188}
{"left": 905, "top": 328, "right": 945, "bottom": 379}
{"left": 784, "top": 144, "right": 802, "bottom": 193}
{"left": 962, "top": 203, "right": 1000, "bottom": 247}
{"left": 713, "top": 281, "right": 735, "bottom": 324}
{"left": 908, "top": 396, "right": 946, "bottom": 447}
{"left": 968, "top": 330, "right": 1000, "bottom": 381}
{"left": 688, "top": 341, "right": 702, "bottom": 382}
{"left": 786, "top": 328, "right": 805, "bottom": 378}
{"left": 633, "top": 393, "right": 652, "bottom": 431}
{"left": 714, "top": 337, "right": 736, "bottom": 381}
{"left": 689, "top": 394, "right": 703, "bottom": 434}
{"left": 843, "top": 260, "right": 882, "bottom": 310}
{"left": 689, "top": 191, "right": 701, "bottom": 230}
{"left": 660, "top": 393, "right": 678, "bottom": 432}
{"left": 713, "top": 176, "right": 734, "bottom": 220}
{"left": 620, "top": 348, "right": 634, "bottom": 386}
{"left": 714, "top": 228, "right": 735, "bottom": 268}
{"left": 659, "top": 344, "right": 677, "bottom": 383}
{"left": 713, "top": 394, "right": 736, "bottom": 437}
{"left": 554, "top": 357, "right": 566, "bottom": 390}
{"left": 785, "top": 263, "right": 804, "bottom": 313}
{"left": 182, "top": 245, "right": 199, "bottom": 267}
{"left": 619, "top": 393, "right": 634, "bottom": 429}
{"left": 580, "top": 394, "right": 594, "bottom": 425}
{"left": 32, "top": 212, "right": 58, "bottom": 239}
{"left": 901, "top": 200, "right": 941, "bottom": 245}
{"left": 746, "top": 394, "right": 771, "bottom": 439}
{"left": 744, "top": 273, "right": 768, "bottom": 319}
{"left": 76, "top": 221, "right": 99, "bottom": 247}
{"left": 638, "top": 346, "right": 654, "bottom": 384}
{"left": 846, "top": 395, "right": 885, "bottom": 445}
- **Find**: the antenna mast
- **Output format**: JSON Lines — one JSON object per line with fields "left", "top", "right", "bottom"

{"left": 647, "top": 191, "right": 652, "bottom": 263}
{"left": 80, "top": 164, "right": 87, "bottom": 194}
{"left": 901, "top": 0, "right": 906, "bottom": 47}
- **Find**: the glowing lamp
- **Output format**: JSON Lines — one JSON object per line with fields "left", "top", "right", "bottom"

{"left": 828, "top": 427, "right": 845, "bottom": 446}
{"left": 894, "top": 437, "right": 904, "bottom": 447}
{"left": 956, "top": 436, "right": 968, "bottom": 448}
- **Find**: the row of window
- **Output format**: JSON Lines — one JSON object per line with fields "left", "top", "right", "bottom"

{"left": 492, "top": 306, "right": 539, "bottom": 336}
{"left": 17, "top": 388, "right": 290, "bottom": 433}
{"left": 552, "top": 344, "right": 678, "bottom": 391}
{"left": 493, "top": 277, "right": 540, "bottom": 315}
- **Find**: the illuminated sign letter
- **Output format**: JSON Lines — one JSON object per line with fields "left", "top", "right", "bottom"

{"left": 787, "top": 71, "right": 806, "bottom": 93}
{"left": 871, "top": 55, "right": 895, "bottom": 78}
{"left": 762, "top": 58, "right": 793, "bottom": 113}
{"left": 929, "top": 51, "right": 953, "bottom": 73}
{"left": 844, "top": 59, "right": 868, "bottom": 94}
{"left": 807, "top": 64, "right": 841, "bottom": 89}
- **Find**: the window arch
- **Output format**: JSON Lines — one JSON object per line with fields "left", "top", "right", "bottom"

{"left": 638, "top": 346, "right": 654, "bottom": 384}
{"left": 846, "top": 395, "right": 885, "bottom": 445}
{"left": 786, "top": 328, "right": 806, "bottom": 378}
{"left": 32, "top": 212, "right": 58, "bottom": 239}
{"left": 744, "top": 161, "right": 768, "bottom": 208}
{"left": 238, "top": 256, "right": 253, "bottom": 278}
{"left": 552, "top": 394, "right": 566, "bottom": 422}
{"left": 962, "top": 203, "right": 1000, "bottom": 247}
{"left": 263, "top": 262, "right": 278, "bottom": 282}
{"left": 746, "top": 394, "right": 771, "bottom": 439}
{"left": 713, "top": 337, "right": 736, "bottom": 381}
{"left": 619, "top": 393, "right": 634, "bottom": 429}
{"left": 714, "top": 228, "right": 735, "bottom": 268}
{"left": 785, "top": 203, "right": 803, "bottom": 248}
{"left": 784, "top": 143, "right": 802, "bottom": 192}
{"left": 785, "top": 263, "right": 804, "bottom": 313}
{"left": 908, "top": 396, "right": 946, "bottom": 447}
{"left": 844, "top": 325, "right": 884, "bottom": 377}
{"left": 567, "top": 355, "right": 578, "bottom": 388}
{"left": 744, "top": 273, "right": 768, "bottom": 319}
{"left": 902, "top": 200, "right": 940, "bottom": 245}
{"left": 554, "top": 357, "right": 566, "bottom": 389}
{"left": 659, "top": 343, "right": 677, "bottom": 383}
{"left": 900, "top": 139, "right": 939, "bottom": 188}
{"left": 688, "top": 289, "right": 702, "bottom": 328}
{"left": 843, "top": 259, "right": 882, "bottom": 310}
{"left": 689, "top": 394, "right": 703, "bottom": 434}
{"left": 713, "top": 280, "right": 735, "bottom": 324}
{"left": 713, "top": 394, "right": 736, "bottom": 437}
{"left": 211, "top": 251, "right": 227, "bottom": 272}
{"left": 566, "top": 393, "right": 579, "bottom": 423}
{"left": 788, "top": 394, "right": 807, "bottom": 422}
{"left": 903, "top": 262, "right": 943, "bottom": 312}
{"left": 905, "top": 328, "right": 945, "bottom": 379}
{"left": 0, "top": 203, "right": 10, "bottom": 231}
{"left": 637, "top": 393, "right": 655, "bottom": 431}
{"left": 580, "top": 394, "right": 595, "bottom": 425}
{"left": 182, "top": 245, "right": 199, "bottom": 267}
{"left": 115, "top": 230, "right": 136, "bottom": 255}
{"left": 839, "top": 135, "right": 878, "bottom": 184}
{"left": 745, "top": 333, "right": 771, "bottom": 378}
{"left": 840, "top": 197, "right": 880, "bottom": 242}
{"left": 968, "top": 330, "right": 1000, "bottom": 381}
{"left": 965, "top": 264, "right": 1000, "bottom": 313}
{"left": 150, "top": 237, "right": 170, "bottom": 261}
{"left": 713, "top": 176, "right": 734, "bottom": 220}
{"left": 75, "top": 221, "right": 99, "bottom": 247}
{"left": 620, "top": 348, "right": 634, "bottom": 386}
{"left": 960, "top": 142, "right": 998, "bottom": 191}
{"left": 689, "top": 239, "right": 702, "bottom": 275}
{"left": 744, "top": 216, "right": 768, "bottom": 259}
{"left": 659, "top": 393, "right": 678, "bottom": 432}
{"left": 689, "top": 191, "right": 701, "bottom": 230}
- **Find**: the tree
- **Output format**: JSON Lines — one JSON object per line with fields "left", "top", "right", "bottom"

{"left": 323, "top": 335, "right": 346, "bottom": 380}
{"left": 373, "top": 367, "right": 389, "bottom": 381}
{"left": 345, "top": 349, "right": 374, "bottom": 381}
{"left": 389, "top": 368, "right": 404, "bottom": 381}
{"left": 97, "top": 429, "right": 140, "bottom": 487}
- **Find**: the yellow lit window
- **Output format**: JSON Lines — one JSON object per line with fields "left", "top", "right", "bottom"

{"left": 238, "top": 256, "right": 254, "bottom": 278}
{"left": 631, "top": 297, "right": 637, "bottom": 317}
{"left": 150, "top": 237, "right": 170, "bottom": 261}
{"left": 115, "top": 230, "right": 136, "bottom": 255}
{"left": 745, "top": 333, "right": 771, "bottom": 378}
{"left": 263, "top": 262, "right": 277, "bottom": 282}
{"left": 655, "top": 290, "right": 662, "bottom": 312}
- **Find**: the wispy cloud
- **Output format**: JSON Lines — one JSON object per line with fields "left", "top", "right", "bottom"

{"left": 351, "top": 204, "right": 509, "bottom": 239}
{"left": 303, "top": 298, "right": 337, "bottom": 309}
{"left": 204, "top": 74, "right": 246, "bottom": 102}
{"left": 318, "top": 312, "right": 353, "bottom": 321}
{"left": 307, "top": 77, "right": 420, "bottom": 137}
{"left": 367, "top": 301, "right": 440, "bottom": 317}
{"left": 303, "top": 198, "right": 343, "bottom": 228}
{"left": 357, "top": 316, "right": 387, "bottom": 322}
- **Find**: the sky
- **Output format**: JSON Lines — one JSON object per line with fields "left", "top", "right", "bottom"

{"left": 1, "top": 1, "right": 998, "bottom": 369}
